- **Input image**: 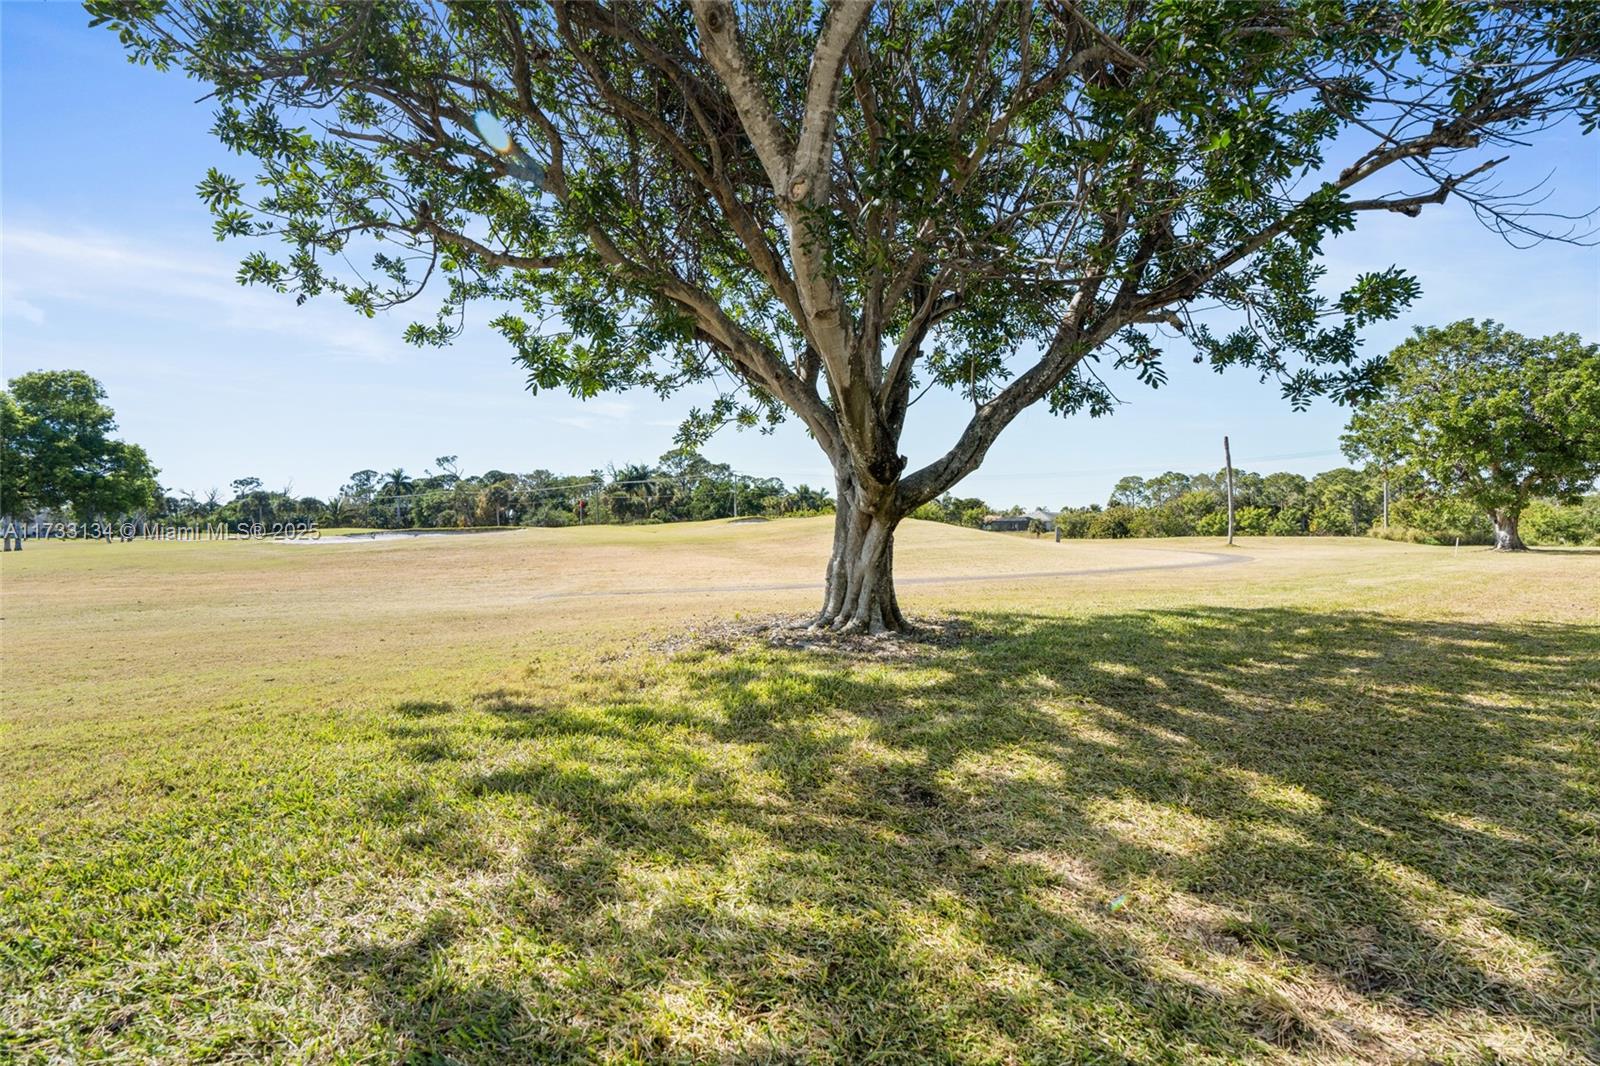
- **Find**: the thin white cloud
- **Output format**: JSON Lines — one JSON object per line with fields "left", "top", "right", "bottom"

{"left": 1, "top": 225, "right": 409, "bottom": 363}
{"left": 2, "top": 294, "right": 46, "bottom": 325}
{"left": 585, "top": 399, "right": 636, "bottom": 419}
{"left": 549, "top": 399, "right": 637, "bottom": 430}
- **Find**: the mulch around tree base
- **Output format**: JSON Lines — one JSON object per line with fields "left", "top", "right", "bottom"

{"left": 642, "top": 612, "right": 989, "bottom": 661}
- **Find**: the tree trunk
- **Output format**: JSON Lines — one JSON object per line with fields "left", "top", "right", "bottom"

{"left": 1491, "top": 510, "right": 1527, "bottom": 551}
{"left": 815, "top": 473, "right": 906, "bottom": 633}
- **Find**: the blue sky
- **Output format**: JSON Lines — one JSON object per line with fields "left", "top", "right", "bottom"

{"left": 3, "top": 5, "right": 1596, "bottom": 507}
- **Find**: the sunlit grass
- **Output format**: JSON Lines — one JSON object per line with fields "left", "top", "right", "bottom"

{"left": 2, "top": 524, "right": 1596, "bottom": 1062}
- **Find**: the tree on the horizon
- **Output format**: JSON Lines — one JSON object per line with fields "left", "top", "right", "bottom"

{"left": 0, "top": 392, "right": 30, "bottom": 519}
{"left": 95, "top": 1, "right": 1600, "bottom": 629}
{"left": 1, "top": 370, "right": 161, "bottom": 521}
{"left": 380, "top": 469, "right": 413, "bottom": 496}
{"left": 430, "top": 455, "right": 463, "bottom": 487}
{"left": 1343, "top": 321, "right": 1600, "bottom": 550}
{"left": 340, "top": 469, "right": 381, "bottom": 503}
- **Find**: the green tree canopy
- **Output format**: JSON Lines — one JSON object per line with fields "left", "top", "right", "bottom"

{"left": 1, "top": 370, "right": 161, "bottom": 521}
{"left": 93, "top": 0, "right": 1600, "bottom": 627}
{"left": 0, "top": 392, "right": 30, "bottom": 519}
{"left": 1343, "top": 321, "right": 1600, "bottom": 550}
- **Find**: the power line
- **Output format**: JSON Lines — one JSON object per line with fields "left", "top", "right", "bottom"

{"left": 951, "top": 448, "right": 1342, "bottom": 482}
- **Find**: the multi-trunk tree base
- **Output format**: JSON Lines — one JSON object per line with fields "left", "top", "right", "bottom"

{"left": 1491, "top": 513, "right": 1527, "bottom": 551}
{"left": 812, "top": 492, "right": 907, "bottom": 634}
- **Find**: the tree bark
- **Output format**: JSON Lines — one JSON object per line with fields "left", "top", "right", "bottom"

{"left": 815, "top": 470, "right": 906, "bottom": 633}
{"left": 1491, "top": 509, "right": 1527, "bottom": 551}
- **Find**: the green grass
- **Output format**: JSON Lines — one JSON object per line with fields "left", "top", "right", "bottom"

{"left": 2, "top": 527, "right": 1597, "bottom": 1063}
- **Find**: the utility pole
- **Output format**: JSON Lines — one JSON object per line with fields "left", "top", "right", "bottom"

{"left": 1223, "top": 435, "right": 1235, "bottom": 546}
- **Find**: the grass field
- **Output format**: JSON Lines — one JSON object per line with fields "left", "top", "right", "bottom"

{"left": 2, "top": 519, "right": 1597, "bottom": 1064}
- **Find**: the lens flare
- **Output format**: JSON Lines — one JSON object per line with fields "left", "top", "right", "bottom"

{"left": 472, "top": 109, "right": 546, "bottom": 190}
{"left": 472, "top": 109, "right": 513, "bottom": 155}
{"left": 504, "top": 152, "right": 547, "bottom": 188}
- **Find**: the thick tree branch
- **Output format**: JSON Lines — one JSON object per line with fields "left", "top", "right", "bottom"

{"left": 792, "top": 0, "right": 875, "bottom": 200}
{"left": 691, "top": 1, "right": 794, "bottom": 190}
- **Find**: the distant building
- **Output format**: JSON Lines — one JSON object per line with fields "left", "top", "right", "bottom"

{"left": 983, "top": 509, "right": 1056, "bottom": 533}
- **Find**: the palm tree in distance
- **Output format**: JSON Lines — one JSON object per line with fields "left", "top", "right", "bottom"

{"left": 607, "top": 463, "right": 658, "bottom": 522}
{"left": 381, "top": 469, "right": 412, "bottom": 496}
{"left": 380, "top": 468, "right": 414, "bottom": 528}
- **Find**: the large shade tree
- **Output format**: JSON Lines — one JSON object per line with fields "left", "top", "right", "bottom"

{"left": 94, "top": 0, "right": 1598, "bottom": 629}
{"left": 1, "top": 370, "right": 161, "bottom": 521}
{"left": 1343, "top": 321, "right": 1600, "bottom": 550}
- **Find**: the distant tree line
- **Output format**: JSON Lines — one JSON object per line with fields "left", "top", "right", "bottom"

{"left": 152, "top": 450, "right": 832, "bottom": 530}
{"left": 1060, "top": 467, "right": 1392, "bottom": 539}
{"left": 1, "top": 373, "right": 833, "bottom": 531}
{"left": 7, "top": 357, "right": 1593, "bottom": 546}
{"left": 915, "top": 466, "right": 1405, "bottom": 538}
{"left": 911, "top": 465, "right": 1600, "bottom": 547}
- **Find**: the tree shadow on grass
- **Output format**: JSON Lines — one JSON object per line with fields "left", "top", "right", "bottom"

{"left": 332, "top": 607, "right": 1600, "bottom": 1063}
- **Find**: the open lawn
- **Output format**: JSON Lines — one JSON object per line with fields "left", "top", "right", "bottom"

{"left": 2, "top": 519, "right": 1597, "bottom": 1063}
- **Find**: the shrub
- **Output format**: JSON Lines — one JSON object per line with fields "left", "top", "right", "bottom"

{"left": 1088, "top": 506, "right": 1137, "bottom": 538}
{"left": 1386, "top": 495, "right": 1493, "bottom": 544}
{"left": 1523, "top": 495, "right": 1600, "bottom": 546}
{"left": 1308, "top": 504, "right": 1369, "bottom": 536}
{"left": 1234, "top": 506, "right": 1273, "bottom": 535}
{"left": 1055, "top": 508, "right": 1098, "bottom": 538}
{"left": 1267, "top": 508, "right": 1307, "bottom": 536}
{"left": 1128, "top": 507, "right": 1182, "bottom": 538}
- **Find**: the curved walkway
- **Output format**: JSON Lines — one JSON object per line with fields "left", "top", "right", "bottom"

{"left": 534, "top": 546, "right": 1254, "bottom": 601}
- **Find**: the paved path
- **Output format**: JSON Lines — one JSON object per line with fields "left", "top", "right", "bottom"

{"left": 533, "top": 546, "right": 1253, "bottom": 601}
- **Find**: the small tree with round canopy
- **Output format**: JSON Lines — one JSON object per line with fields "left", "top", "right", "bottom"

{"left": 2, "top": 370, "right": 161, "bottom": 522}
{"left": 1343, "top": 321, "right": 1600, "bottom": 550}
